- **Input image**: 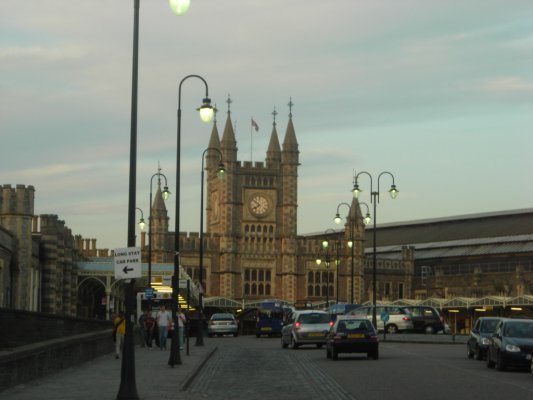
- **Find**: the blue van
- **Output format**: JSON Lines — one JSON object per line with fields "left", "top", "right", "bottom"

{"left": 255, "top": 301, "right": 285, "bottom": 337}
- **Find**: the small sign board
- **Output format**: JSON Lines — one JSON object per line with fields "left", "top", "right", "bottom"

{"left": 114, "top": 246, "right": 142, "bottom": 280}
{"left": 380, "top": 310, "right": 390, "bottom": 323}
{"left": 179, "top": 279, "right": 189, "bottom": 289}
{"left": 145, "top": 287, "right": 154, "bottom": 299}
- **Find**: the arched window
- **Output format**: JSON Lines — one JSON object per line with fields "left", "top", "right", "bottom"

{"left": 265, "top": 284, "right": 271, "bottom": 295}
{"left": 244, "top": 283, "right": 250, "bottom": 295}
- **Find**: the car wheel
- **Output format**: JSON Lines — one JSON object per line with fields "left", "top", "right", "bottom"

{"left": 496, "top": 351, "right": 506, "bottom": 371}
{"left": 368, "top": 350, "right": 379, "bottom": 360}
{"left": 474, "top": 346, "right": 483, "bottom": 361}
{"left": 316, "top": 344, "right": 323, "bottom": 349}
{"left": 386, "top": 324, "right": 398, "bottom": 334}
{"left": 208, "top": 334, "right": 213, "bottom": 338}
{"left": 486, "top": 351, "right": 495, "bottom": 368}
{"left": 233, "top": 333, "right": 238, "bottom": 337}
{"left": 326, "top": 346, "right": 331, "bottom": 359}
{"left": 467, "top": 344, "right": 474, "bottom": 359}
{"left": 256, "top": 334, "right": 260, "bottom": 338}
{"left": 332, "top": 346, "right": 338, "bottom": 361}
{"left": 291, "top": 336, "right": 299, "bottom": 350}
{"left": 424, "top": 325, "right": 435, "bottom": 334}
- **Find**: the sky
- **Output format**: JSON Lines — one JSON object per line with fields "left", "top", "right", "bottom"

{"left": 1, "top": 0, "right": 532, "bottom": 251}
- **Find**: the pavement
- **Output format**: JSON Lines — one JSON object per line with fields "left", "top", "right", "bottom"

{"left": 1, "top": 338, "right": 217, "bottom": 400}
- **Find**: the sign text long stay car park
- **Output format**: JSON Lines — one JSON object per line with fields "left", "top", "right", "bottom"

{"left": 114, "top": 246, "right": 142, "bottom": 280}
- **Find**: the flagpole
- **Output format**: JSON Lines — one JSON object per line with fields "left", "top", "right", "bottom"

{"left": 250, "top": 122, "right": 253, "bottom": 163}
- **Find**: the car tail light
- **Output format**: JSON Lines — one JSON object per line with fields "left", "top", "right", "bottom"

{"left": 369, "top": 335, "right": 378, "bottom": 341}
{"left": 329, "top": 321, "right": 334, "bottom": 327}
{"left": 295, "top": 321, "right": 301, "bottom": 329}
{"left": 402, "top": 316, "right": 411, "bottom": 321}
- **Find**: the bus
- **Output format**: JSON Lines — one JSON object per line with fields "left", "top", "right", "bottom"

{"left": 255, "top": 301, "right": 285, "bottom": 337}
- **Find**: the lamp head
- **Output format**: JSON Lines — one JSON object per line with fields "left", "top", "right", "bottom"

{"left": 138, "top": 218, "right": 146, "bottom": 231}
{"left": 168, "top": 0, "right": 190, "bottom": 16}
{"left": 216, "top": 163, "right": 226, "bottom": 180}
{"left": 389, "top": 184, "right": 399, "bottom": 199}
{"left": 347, "top": 240, "right": 353, "bottom": 248}
{"left": 198, "top": 98, "right": 214, "bottom": 123}
{"left": 315, "top": 258, "right": 322, "bottom": 265}
{"left": 162, "top": 186, "right": 171, "bottom": 200}
{"left": 363, "top": 213, "right": 372, "bottom": 225}
{"left": 334, "top": 213, "right": 342, "bottom": 225}
{"left": 322, "top": 239, "right": 329, "bottom": 249}
{"left": 352, "top": 183, "right": 361, "bottom": 199}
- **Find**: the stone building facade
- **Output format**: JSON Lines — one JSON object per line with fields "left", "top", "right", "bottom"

{"left": 0, "top": 184, "right": 96, "bottom": 315}
{"left": 142, "top": 102, "right": 410, "bottom": 305}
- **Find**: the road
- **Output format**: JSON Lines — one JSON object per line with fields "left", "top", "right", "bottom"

{"left": 185, "top": 335, "right": 533, "bottom": 400}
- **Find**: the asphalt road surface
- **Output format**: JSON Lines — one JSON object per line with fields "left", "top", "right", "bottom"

{"left": 185, "top": 335, "right": 533, "bottom": 400}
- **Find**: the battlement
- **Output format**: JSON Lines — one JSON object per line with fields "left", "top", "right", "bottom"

{"left": 241, "top": 161, "right": 266, "bottom": 169}
{"left": 0, "top": 184, "right": 35, "bottom": 216}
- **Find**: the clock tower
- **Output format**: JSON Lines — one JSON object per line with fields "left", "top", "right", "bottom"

{"left": 205, "top": 97, "right": 300, "bottom": 301}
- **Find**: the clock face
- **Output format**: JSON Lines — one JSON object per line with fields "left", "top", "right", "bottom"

{"left": 249, "top": 195, "right": 269, "bottom": 216}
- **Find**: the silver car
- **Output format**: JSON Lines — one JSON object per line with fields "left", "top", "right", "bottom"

{"left": 207, "top": 313, "right": 239, "bottom": 337}
{"left": 348, "top": 305, "right": 413, "bottom": 333}
{"left": 281, "top": 310, "right": 332, "bottom": 349}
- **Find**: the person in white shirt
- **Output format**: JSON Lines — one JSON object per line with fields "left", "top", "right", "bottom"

{"left": 156, "top": 305, "right": 171, "bottom": 350}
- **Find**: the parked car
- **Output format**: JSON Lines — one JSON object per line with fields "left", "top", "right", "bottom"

{"left": 207, "top": 313, "right": 239, "bottom": 337}
{"left": 327, "top": 303, "right": 362, "bottom": 323}
{"left": 486, "top": 318, "right": 533, "bottom": 371}
{"left": 406, "top": 306, "right": 446, "bottom": 334}
{"left": 348, "top": 305, "right": 413, "bottom": 333}
{"left": 326, "top": 316, "right": 379, "bottom": 361}
{"left": 281, "top": 310, "right": 332, "bottom": 349}
{"left": 467, "top": 317, "right": 504, "bottom": 360}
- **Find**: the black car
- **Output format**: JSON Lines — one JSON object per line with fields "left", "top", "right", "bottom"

{"left": 486, "top": 318, "right": 533, "bottom": 371}
{"left": 326, "top": 317, "right": 379, "bottom": 360}
{"left": 406, "top": 306, "right": 446, "bottom": 334}
{"left": 467, "top": 317, "right": 503, "bottom": 360}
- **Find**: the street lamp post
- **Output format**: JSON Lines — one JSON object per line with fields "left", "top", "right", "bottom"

{"left": 169, "top": 74, "right": 214, "bottom": 367}
{"left": 197, "top": 147, "right": 225, "bottom": 346}
{"left": 315, "top": 229, "right": 340, "bottom": 308}
{"left": 121, "top": 1, "right": 191, "bottom": 396}
{"left": 352, "top": 171, "right": 399, "bottom": 328}
{"left": 147, "top": 169, "right": 170, "bottom": 306}
{"left": 334, "top": 202, "right": 372, "bottom": 304}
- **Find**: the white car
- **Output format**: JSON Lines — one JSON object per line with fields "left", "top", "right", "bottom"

{"left": 281, "top": 310, "right": 333, "bottom": 349}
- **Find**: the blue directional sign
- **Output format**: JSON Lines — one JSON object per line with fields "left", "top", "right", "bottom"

{"left": 145, "top": 287, "right": 154, "bottom": 299}
{"left": 380, "top": 310, "right": 390, "bottom": 323}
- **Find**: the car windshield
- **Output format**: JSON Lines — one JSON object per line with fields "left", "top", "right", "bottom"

{"left": 504, "top": 322, "right": 533, "bottom": 338}
{"left": 298, "top": 313, "right": 330, "bottom": 324}
{"left": 337, "top": 320, "right": 373, "bottom": 333}
{"left": 212, "top": 314, "right": 234, "bottom": 321}
{"left": 480, "top": 319, "right": 499, "bottom": 333}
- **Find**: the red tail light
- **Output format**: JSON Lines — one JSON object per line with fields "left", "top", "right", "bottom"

{"left": 402, "top": 316, "right": 411, "bottom": 321}
{"left": 329, "top": 321, "right": 334, "bottom": 327}
{"left": 295, "top": 321, "right": 301, "bottom": 329}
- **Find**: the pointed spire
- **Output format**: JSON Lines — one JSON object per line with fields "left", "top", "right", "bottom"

{"left": 221, "top": 94, "right": 237, "bottom": 162}
{"left": 208, "top": 105, "right": 221, "bottom": 150}
{"left": 266, "top": 107, "right": 281, "bottom": 167}
{"left": 282, "top": 98, "right": 299, "bottom": 156}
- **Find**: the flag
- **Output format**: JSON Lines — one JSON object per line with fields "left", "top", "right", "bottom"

{"left": 251, "top": 118, "right": 259, "bottom": 132}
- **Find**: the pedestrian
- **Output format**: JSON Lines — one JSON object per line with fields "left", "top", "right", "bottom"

{"left": 138, "top": 309, "right": 147, "bottom": 348}
{"left": 177, "top": 307, "right": 187, "bottom": 350}
{"left": 113, "top": 311, "right": 126, "bottom": 359}
{"left": 156, "top": 304, "right": 171, "bottom": 350}
{"left": 143, "top": 309, "right": 156, "bottom": 348}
